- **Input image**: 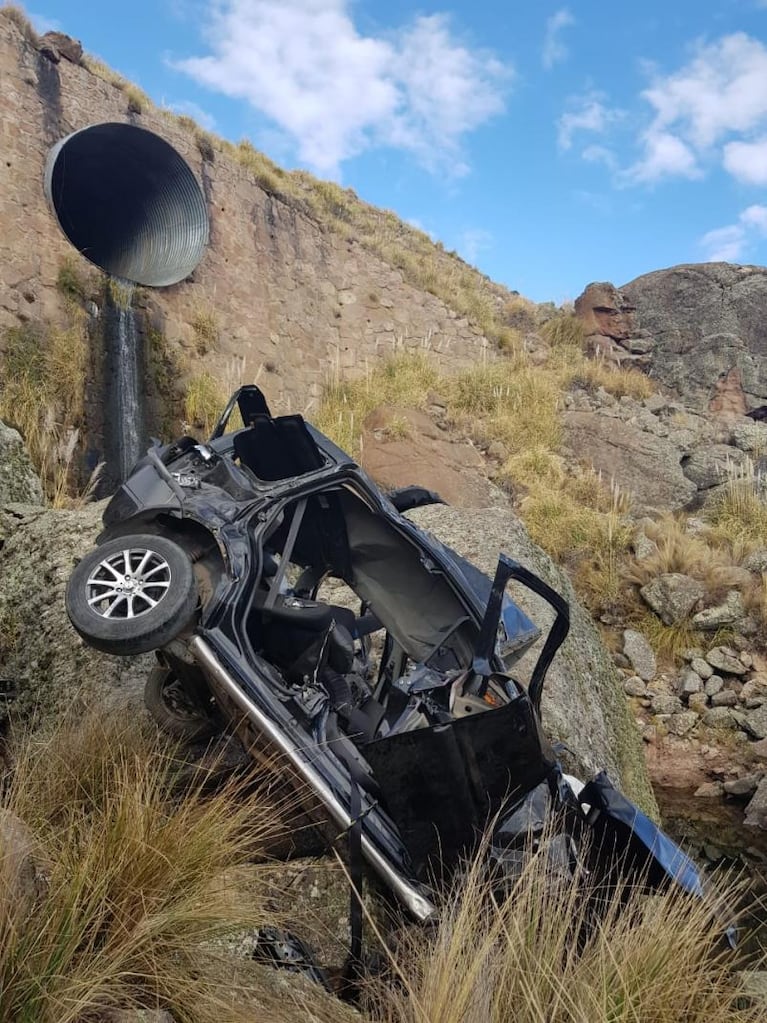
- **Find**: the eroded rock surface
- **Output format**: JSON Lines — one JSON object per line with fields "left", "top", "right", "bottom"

{"left": 0, "top": 502, "right": 152, "bottom": 725}
{"left": 0, "top": 421, "right": 44, "bottom": 508}
{"left": 562, "top": 410, "right": 696, "bottom": 512}
{"left": 360, "top": 405, "right": 503, "bottom": 509}
{"left": 622, "top": 263, "right": 767, "bottom": 414}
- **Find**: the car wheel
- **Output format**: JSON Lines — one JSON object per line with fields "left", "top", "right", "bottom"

{"left": 66, "top": 533, "right": 198, "bottom": 655}
{"left": 144, "top": 664, "right": 220, "bottom": 740}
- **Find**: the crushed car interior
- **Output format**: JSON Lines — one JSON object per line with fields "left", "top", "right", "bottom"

{"left": 65, "top": 385, "right": 729, "bottom": 973}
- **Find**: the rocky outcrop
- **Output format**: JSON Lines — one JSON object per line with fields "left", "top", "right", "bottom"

{"left": 37, "top": 31, "right": 83, "bottom": 65}
{"left": 360, "top": 405, "right": 505, "bottom": 509}
{"left": 0, "top": 502, "right": 152, "bottom": 726}
{"left": 621, "top": 263, "right": 767, "bottom": 414}
{"left": 410, "top": 504, "right": 657, "bottom": 814}
{"left": 0, "top": 421, "right": 44, "bottom": 508}
{"left": 562, "top": 409, "right": 697, "bottom": 512}
{"left": 574, "top": 281, "right": 652, "bottom": 365}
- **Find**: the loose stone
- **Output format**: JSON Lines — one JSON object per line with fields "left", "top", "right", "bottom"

{"left": 706, "top": 646, "right": 749, "bottom": 675}
{"left": 667, "top": 711, "right": 698, "bottom": 736}
{"left": 711, "top": 689, "right": 738, "bottom": 708}
{"left": 705, "top": 674, "right": 724, "bottom": 697}
{"left": 623, "top": 676, "right": 647, "bottom": 697}
{"left": 690, "top": 657, "right": 713, "bottom": 680}
{"left": 703, "top": 707, "right": 738, "bottom": 729}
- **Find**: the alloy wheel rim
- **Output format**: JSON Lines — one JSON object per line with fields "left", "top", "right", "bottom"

{"left": 85, "top": 547, "right": 172, "bottom": 619}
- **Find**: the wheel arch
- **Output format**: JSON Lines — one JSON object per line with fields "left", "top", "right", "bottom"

{"left": 98, "top": 513, "right": 228, "bottom": 614}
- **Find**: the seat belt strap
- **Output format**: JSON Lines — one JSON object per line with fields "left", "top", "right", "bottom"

{"left": 264, "top": 498, "right": 307, "bottom": 610}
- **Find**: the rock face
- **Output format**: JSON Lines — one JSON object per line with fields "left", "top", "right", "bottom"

{"left": 573, "top": 281, "right": 651, "bottom": 365}
{"left": 37, "top": 31, "right": 83, "bottom": 65}
{"left": 0, "top": 421, "right": 44, "bottom": 507}
{"left": 360, "top": 406, "right": 504, "bottom": 509}
{"left": 0, "top": 502, "right": 152, "bottom": 726}
{"left": 640, "top": 574, "right": 705, "bottom": 625}
{"left": 562, "top": 411, "right": 696, "bottom": 512}
{"left": 621, "top": 263, "right": 767, "bottom": 413}
{"left": 409, "top": 504, "right": 657, "bottom": 814}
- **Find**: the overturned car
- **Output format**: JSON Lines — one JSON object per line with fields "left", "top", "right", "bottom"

{"left": 65, "top": 386, "right": 705, "bottom": 927}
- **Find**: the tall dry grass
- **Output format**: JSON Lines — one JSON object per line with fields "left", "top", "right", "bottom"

{"left": 622, "top": 513, "right": 763, "bottom": 658}
{"left": 312, "top": 352, "right": 640, "bottom": 614}
{"left": 183, "top": 370, "right": 228, "bottom": 437}
{"left": 0, "top": 712, "right": 350, "bottom": 1023}
{"left": 0, "top": 316, "right": 89, "bottom": 506}
{"left": 708, "top": 457, "right": 767, "bottom": 546}
{"left": 369, "top": 839, "right": 763, "bottom": 1023}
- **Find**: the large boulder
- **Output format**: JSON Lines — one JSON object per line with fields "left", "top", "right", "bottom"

{"left": 409, "top": 504, "right": 657, "bottom": 815}
{"left": 0, "top": 502, "right": 152, "bottom": 726}
{"left": 360, "top": 405, "right": 503, "bottom": 508}
{"left": 573, "top": 281, "right": 652, "bottom": 365}
{"left": 621, "top": 263, "right": 767, "bottom": 413}
{"left": 0, "top": 421, "right": 44, "bottom": 508}
{"left": 561, "top": 410, "right": 696, "bottom": 512}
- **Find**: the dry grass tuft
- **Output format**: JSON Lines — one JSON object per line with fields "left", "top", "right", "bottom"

{"left": 313, "top": 352, "right": 439, "bottom": 457}
{"left": 191, "top": 304, "right": 220, "bottom": 355}
{"left": 1, "top": 4, "right": 39, "bottom": 44}
{"left": 0, "top": 711, "right": 316, "bottom": 1023}
{"left": 370, "top": 838, "right": 762, "bottom": 1023}
{"left": 184, "top": 370, "right": 227, "bottom": 438}
{"left": 569, "top": 357, "right": 655, "bottom": 400}
{"left": 708, "top": 458, "right": 767, "bottom": 546}
{"left": 521, "top": 475, "right": 632, "bottom": 612}
{"left": 124, "top": 82, "right": 151, "bottom": 114}
{"left": 234, "top": 140, "right": 286, "bottom": 192}
{"left": 450, "top": 359, "right": 562, "bottom": 457}
{"left": 80, "top": 53, "right": 131, "bottom": 89}
{"left": 624, "top": 515, "right": 752, "bottom": 593}
{"left": 626, "top": 609, "right": 709, "bottom": 662}
{"left": 541, "top": 312, "right": 585, "bottom": 350}
{"left": 619, "top": 513, "right": 764, "bottom": 658}
{"left": 0, "top": 314, "right": 88, "bottom": 506}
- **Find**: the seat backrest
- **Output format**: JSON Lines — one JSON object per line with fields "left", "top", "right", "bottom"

{"left": 233, "top": 414, "right": 324, "bottom": 481}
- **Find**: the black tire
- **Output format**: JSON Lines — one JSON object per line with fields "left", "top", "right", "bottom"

{"left": 66, "top": 533, "right": 198, "bottom": 655}
{"left": 144, "top": 665, "right": 220, "bottom": 741}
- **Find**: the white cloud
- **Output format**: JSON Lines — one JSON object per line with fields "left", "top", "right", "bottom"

{"left": 563, "top": 33, "right": 767, "bottom": 187}
{"left": 581, "top": 144, "right": 618, "bottom": 171}
{"left": 624, "top": 129, "right": 701, "bottom": 183}
{"left": 723, "top": 137, "right": 767, "bottom": 184}
{"left": 741, "top": 203, "right": 767, "bottom": 232}
{"left": 173, "top": 1, "right": 510, "bottom": 176}
{"left": 700, "top": 224, "right": 746, "bottom": 261}
{"left": 641, "top": 34, "right": 767, "bottom": 148}
{"left": 557, "top": 92, "right": 622, "bottom": 150}
{"left": 542, "top": 9, "right": 574, "bottom": 70}
{"left": 700, "top": 204, "right": 767, "bottom": 261}
{"left": 630, "top": 33, "right": 767, "bottom": 183}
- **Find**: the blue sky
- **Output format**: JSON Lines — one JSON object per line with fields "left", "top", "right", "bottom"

{"left": 19, "top": 0, "right": 767, "bottom": 303}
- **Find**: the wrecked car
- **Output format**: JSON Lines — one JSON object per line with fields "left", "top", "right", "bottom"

{"left": 65, "top": 385, "right": 706, "bottom": 929}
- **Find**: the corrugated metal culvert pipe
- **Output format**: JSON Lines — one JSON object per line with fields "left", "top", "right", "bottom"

{"left": 44, "top": 122, "right": 208, "bottom": 286}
